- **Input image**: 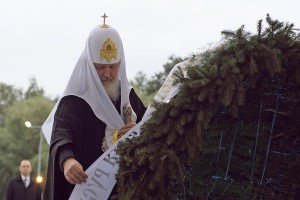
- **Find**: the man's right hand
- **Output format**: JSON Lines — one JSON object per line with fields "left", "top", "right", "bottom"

{"left": 63, "top": 157, "right": 88, "bottom": 185}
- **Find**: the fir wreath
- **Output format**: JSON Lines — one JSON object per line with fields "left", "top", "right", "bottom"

{"left": 114, "top": 14, "right": 300, "bottom": 200}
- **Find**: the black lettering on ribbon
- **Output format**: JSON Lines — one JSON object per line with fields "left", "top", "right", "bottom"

{"left": 87, "top": 168, "right": 109, "bottom": 191}
{"left": 82, "top": 188, "right": 98, "bottom": 200}
{"left": 128, "top": 131, "right": 139, "bottom": 138}
{"left": 103, "top": 151, "right": 118, "bottom": 167}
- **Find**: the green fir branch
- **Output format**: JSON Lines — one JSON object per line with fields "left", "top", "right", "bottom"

{"left": 114, "top": 14, "right": 300, "bottom": 200}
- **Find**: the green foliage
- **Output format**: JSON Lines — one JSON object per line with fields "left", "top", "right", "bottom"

{"left": 0, "top": 83, "right": 23, "bottom": 127}
{"left": 115, "top": 14, "right": 300, "bottom": 199}
{"left": 146, "top": 55, "right": 185, "bottom": 95}
{"left": 24, "top": 78, "right": 45, "bottom": 99}
{"left": 0, "top": 81, "right": 54, "bottom": 198}
{"left": 130, "top": 72, "right": 154, "bottom": 106}
{"left": 130, "top": 55, "right": 185, "bottom": 106}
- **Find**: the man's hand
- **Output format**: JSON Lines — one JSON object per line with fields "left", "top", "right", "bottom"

{"left": 63, "top": 158, "right": 88, "bottom": 185}
{"left": 118, "top": 122, "right": 136, "bottom": 137}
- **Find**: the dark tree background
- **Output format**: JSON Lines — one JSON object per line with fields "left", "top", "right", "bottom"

{"left": 0, "top": 79, "right": 54, "bottom": 198}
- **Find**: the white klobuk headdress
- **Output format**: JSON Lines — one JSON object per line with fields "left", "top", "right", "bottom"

{"left": 42, "top": 15, "right": 137, "bottom": 150}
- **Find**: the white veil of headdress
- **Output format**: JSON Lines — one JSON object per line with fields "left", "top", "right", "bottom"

{"left": 42, "top": 24, "right": 136, "bottom": 149}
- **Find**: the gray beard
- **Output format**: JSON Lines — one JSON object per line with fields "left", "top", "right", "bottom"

{"left": 103, "top": 79, "right": 120, "bottom": 103}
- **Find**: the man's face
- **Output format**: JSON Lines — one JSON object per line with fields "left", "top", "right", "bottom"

{"left": 19, "top": 160, "right": 32, "bottom": 176}
{"left": 94, "top": 62, "right": 120, "bottom": 86}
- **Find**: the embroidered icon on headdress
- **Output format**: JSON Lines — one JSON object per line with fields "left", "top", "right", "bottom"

{"left": 100, "top": 38, "right": 117, "bottom": 62}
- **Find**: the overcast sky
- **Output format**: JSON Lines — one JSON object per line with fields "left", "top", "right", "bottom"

{"left": 0, "top": 0, "right": 299, "bottom": 98}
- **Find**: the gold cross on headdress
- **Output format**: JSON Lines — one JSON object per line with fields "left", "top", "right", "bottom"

{"left": 100, "top": 13, "right": 109, "bottom": 28}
